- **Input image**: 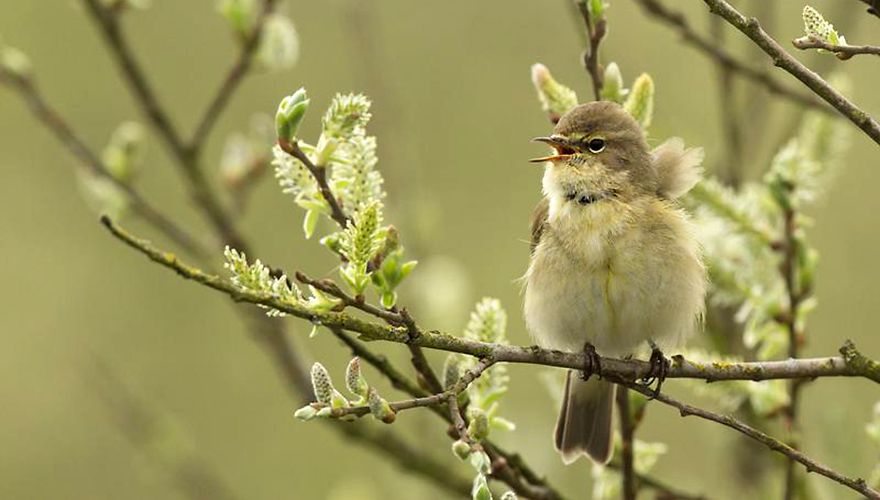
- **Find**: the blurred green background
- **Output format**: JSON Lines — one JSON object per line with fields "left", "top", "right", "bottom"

{"left": 2, "top": 1, "right": 879, "bottom": 498}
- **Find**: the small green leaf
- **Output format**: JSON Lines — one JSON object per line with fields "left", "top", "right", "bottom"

{"left": 303, "top": 208, "right": 320, "bottom": 239}
{"left": 294, "top": 405, "right": 318, "bottom": 421}
{"left": 471, "top": 474, "right": 492, "bottom": 500}
{"left": 275, "top": 88, "right": 310, "bottom": 143}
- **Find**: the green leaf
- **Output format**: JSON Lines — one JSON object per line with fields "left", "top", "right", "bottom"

{"left": 303, "top": 208, "right": 320, "bottom": 239}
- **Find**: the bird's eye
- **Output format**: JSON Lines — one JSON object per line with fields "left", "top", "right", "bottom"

{"left": 587, "top": 137, "right": 606, "bottom": 153}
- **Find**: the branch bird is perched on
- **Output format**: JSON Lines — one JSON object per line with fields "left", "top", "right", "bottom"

{"left": 523, "top": 101, "right": 707, "bottom": 464}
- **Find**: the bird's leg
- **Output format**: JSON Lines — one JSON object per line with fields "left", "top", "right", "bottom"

{"left": 639, "top": 340, "right": 669, "bottom": 399}
{"left": 580, "top": 342, "right": 602, "bottom": 381}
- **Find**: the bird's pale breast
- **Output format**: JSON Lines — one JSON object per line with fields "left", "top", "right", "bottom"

{"left": 524, "top": 197, "right": 705, "bottom": 356}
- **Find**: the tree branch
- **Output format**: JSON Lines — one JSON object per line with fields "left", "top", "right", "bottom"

{"left": 100, "top": 215, "right": 880, "bottom": 385}
{"left": 189, "top": 0, "right": 279, "bottom": 153}
{"left": 619, "top": 380, "right": 880, "bottom": 499}
{"left": 101, "top": 216, "right": 880, "bottom": 498}
{"left": 633, "top": 0, "right": 832, "bottom": 115}
{"left": 575, "top": 0, "right": 606, "bottom": 100}
{"left": 615, "top": 389, "right": 637, "bottom": 500}
{"left": 333, "top": 423, "right": 473, "bottom": 497}
{"left": 857, "top": 0, "right": 880, "bottom": 21}
{"left": 81, "top": 0, "right": 247, "bottom": 250}
{"left": 330, "top": 329, "right": 565, "bottom": 500}
{"left": 276, "top": 139, "right": 350, "bottom": 228}
{"left": 703, "top": 0, "right": 880, "bottom": 146}
{"left": 0, "top": 68, "right": 209, "bottom": 259}
{"left": 314, "top": 357, "right": 494, "bottom": 420}
{"left": 792, "top": 35, "right": 880, "bottom": 60}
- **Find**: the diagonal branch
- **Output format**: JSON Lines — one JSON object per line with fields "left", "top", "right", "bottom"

{"left": 633, "top": 0, "right": 832, "bottom": 115}
{"left": 81, "top": 0, "right": 247, "bottom": 250}
{"left": 189, "top": 0, "right": 279, "bottom": 153}
{"left": 80, "top": 0, "right": 188, "bottom": 160}
{"left": 0, "top": 68, "right": 208, "bottom": 259}
{"left": 620, "top": 380, "right": 880, "bottom": 499}
{"left": 277, "top": 139, "right": 350, "bottom": 228}
{"left": 703, "top": 0, "right": 880, "bottom": 146}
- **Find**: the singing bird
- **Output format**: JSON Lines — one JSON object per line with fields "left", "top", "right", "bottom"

{"left": 523, "top": 101, "right": 706, "bottom": 464}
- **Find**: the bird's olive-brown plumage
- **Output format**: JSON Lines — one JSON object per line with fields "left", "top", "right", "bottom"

{"left": 524, "top": 101, "right": 706, "bottom": 464}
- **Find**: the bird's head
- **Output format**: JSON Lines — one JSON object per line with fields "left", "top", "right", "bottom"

{"left": 531, "top": 101, "right": 655, "bottom": 209}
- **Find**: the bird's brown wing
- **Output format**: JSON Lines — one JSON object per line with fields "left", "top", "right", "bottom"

{"left": 530, "top": 197, "right": 550, "bottom": 254}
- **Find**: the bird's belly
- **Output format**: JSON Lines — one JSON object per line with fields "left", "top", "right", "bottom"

{"left": 524, "top": 230, "right": 698, "bottom": 356}
{"left": 526, "top": 246, "right": 626, "bottom": 353}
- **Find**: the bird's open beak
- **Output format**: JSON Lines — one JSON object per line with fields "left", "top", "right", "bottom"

{"left": 529, "top": 136, "right": 575, "bottom": 163}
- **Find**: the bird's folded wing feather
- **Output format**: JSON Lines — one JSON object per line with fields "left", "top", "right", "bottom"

{"left": 530, "top": 197, "right": 550, "bottom": 254}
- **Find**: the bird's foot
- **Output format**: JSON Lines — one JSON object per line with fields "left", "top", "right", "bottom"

{"left": 639, "top": 343, "right": 669, "bottom": 400}
{"left": 579, "top": 343, "right": 602, "bottom": 381}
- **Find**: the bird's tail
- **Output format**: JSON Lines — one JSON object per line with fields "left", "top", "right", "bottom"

{"left": 554, "top": 371, "right": 615, "bottom": 464}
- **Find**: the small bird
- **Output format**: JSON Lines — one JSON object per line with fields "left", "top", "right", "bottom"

{"left": 523, "top": 101, "right": 706, "bottom": 464}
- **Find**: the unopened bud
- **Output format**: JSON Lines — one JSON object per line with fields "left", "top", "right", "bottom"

{"left": 275, "top": 88, "right": 309, "bottom": 144}
{"left": 467, "top": 408, "right": 490, "bottom": 441}
{"left": 345, "top": 357, "right": 369, "bottom": 398}
{"left": 451, "top": 439, "right": 471, "bottom": 460}
{"left": 0, "top": 44, "right": 32, "bottom": 79}
{"left": 600, "top": 62, "right": 625, "bottom": 103}
{"left": 310, "top": 362, "right": 333, "bottom": 405}
{"left": 623, "top": 73, "right": 654, "bottom": 129}
{"left": 530, "top": 63, "right": 578, "bottom": 121}
{"left": 367, "top": 387, "right": 396, "bottom": 424}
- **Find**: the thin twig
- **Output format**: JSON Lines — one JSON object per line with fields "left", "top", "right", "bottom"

{"left": 632, "top": 0, "right": 832, "bottom": 115}
{"left": 277, "top": 139, "right": 350, "bottom": 228}
{"left": 0, "top": 69, "right": 209, "bottom": 259}
{"left": 792, "top": 35, "right": 880, "bottom": 60}
{"left": 314, "top": 357, "right": 495, "bottom": 420}
{"left": 615, "top": 389, "right": 637, "bottom": 500}
{"left": 775, "top": 185, "right": 808, "bottom": 499}
{"left": 100, "top": 216, "right": 880, "bottom": 385}
{"left": 295, "top": 271, "right": 404, "bottom": 325}
{"left": 400, "top": 308, "right": 445, "bottom": 394}
{"left": 331, "top": 327, "right": 565, "bottom": 499}
{"left": 81, "top": 0, "right": 247, "bottom": 250}
{"left": 574, "top": 0, "right": 606, "bottom": 100}
{"left": 280, "top": 141, "right": 445, "bottom": 400}
{"left": 703, "top": 0, "right": 880, "bottom": 146}
{"left": 330, "top": 327, "right": 430, "bottom": 399}
{"left": 333, "top": 424, "right": 473, "bottom": 497}
{"left": 709, "top": 14, "right": 744, "bottom": 187}
{"left": 619, "top": 380, "right": 880, "bottom": 499}
{"left": 857, "top": 0, "right": 880, "bottom": 20}
{"left": 189, "top": 0, "right": 279, "bottom": 153}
